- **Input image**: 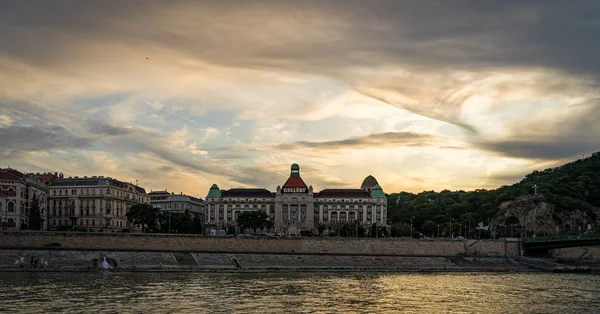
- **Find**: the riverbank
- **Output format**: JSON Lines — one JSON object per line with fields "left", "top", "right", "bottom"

{"left": 0, "top": 248, "right": 533, "bottom": 273}
{"left": 0, "top": 231, "right": 522, "bottom": 256}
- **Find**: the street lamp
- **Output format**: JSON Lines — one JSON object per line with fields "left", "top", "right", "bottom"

{"left": 437, "top": 224, "right": 440, "bottom": 238}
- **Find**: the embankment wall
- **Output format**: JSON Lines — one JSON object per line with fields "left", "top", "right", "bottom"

{"left": 0, "top": 232, "right": 520, "bottom": 257}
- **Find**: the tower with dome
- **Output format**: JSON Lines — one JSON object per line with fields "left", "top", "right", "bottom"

{"left": 205, "top": 164, "right": 387, "bottom": 236}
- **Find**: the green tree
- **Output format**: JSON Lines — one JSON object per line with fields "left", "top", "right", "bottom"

{"left": 422, "top": 221, "right": 438, "bottom": 237}
{"left": 236, "top": 210, "right": 273, "bottom": 234}
{"left": 317, "top": 224, "right": 326, "bottom": 236}
{"left": 28, "top": 194, "right": 42, "bottom": 230}
{"left": 161, "top": 212, "right": 194, "bottom": 233}
{"left": 127, "top": 204, "right": 160, "bottom": 233}
{"left": 391, "top": 222, "right": 413, "bottom": 237}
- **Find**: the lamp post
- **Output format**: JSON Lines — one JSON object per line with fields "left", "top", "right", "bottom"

{"left": 168, "top": 212, "right": 171, "bottom": 234}
{"left": 410, "top": 216, "right": 415, "bottom": 238}
{"left": 437, "top": 224, "right": 440, "bottom": 238}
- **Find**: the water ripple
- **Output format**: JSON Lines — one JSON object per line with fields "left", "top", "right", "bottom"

{"left": 0, "top": 272, "right": 599, "bottom": 313}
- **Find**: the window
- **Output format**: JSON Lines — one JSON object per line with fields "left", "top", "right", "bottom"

{"left": 8, "top": 187, "right": 15, "bottom": 197}
{"left": 8, "top": 201, "right": 15, "bottom": 212}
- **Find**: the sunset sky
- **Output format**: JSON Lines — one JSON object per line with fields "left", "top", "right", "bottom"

{"left": 1, "top": 1, "right": 599, "bottom": 197}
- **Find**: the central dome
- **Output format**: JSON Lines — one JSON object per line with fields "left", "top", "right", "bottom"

{"left": 360, "top": 175, "right": 378, "bottom": 191}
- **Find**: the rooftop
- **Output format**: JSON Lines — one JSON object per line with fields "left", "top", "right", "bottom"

{"left": 282, "top": 176, "right": 308, "bottom": 189}
{"left": 221, "top": 188, "right": 275, "bottom": 198}
{"left": 50, "top": 176, "right": 147, "bottom": 194}
{"left": 316, "top": 189, "right": 371, "bottom": 198}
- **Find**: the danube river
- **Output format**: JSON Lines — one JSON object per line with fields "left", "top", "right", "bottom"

{"left": 0, "top": 272, "right": 598, "bottom": 313}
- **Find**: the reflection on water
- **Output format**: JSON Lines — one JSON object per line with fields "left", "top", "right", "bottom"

{"left": 0, "top": 272, "right": 599, "bottom": 313}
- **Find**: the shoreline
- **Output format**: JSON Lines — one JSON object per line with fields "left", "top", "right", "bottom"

{"left": 0, "top": 266, "right": 539, "bottom": 273}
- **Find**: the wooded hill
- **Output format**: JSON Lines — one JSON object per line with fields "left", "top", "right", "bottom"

{"left": 386, "top": 152, "right": 600, "bottom": 237}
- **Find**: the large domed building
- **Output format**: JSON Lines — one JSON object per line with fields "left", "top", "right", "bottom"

{"left": 205, "top": 164, "right": 387, "bottom": 235}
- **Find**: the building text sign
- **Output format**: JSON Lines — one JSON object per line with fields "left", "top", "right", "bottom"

{"left": 283, "top": 187, "right": 306, "bottom": 193}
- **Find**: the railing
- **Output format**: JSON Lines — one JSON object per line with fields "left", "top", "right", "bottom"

{"left": 523, "top": 230, "right": 600, "bottom": 243}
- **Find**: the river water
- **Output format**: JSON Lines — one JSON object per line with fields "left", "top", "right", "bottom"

{"left": 0, "top": 272, "right": 598, "bottom": 313}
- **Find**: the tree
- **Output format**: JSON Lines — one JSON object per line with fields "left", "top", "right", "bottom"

{"left": 317, "top": 224, "right": 326, "bottom": 236}
{"left": 236, "top": 211, "right": 273, "bottom": 234}
{"left": 391, "top": 222, "right": 413, "bottom": 237}
{"left": 160, "top": 212, "right": 193, "bottom": 234}
{"left": 422, "top": 221, "right": 437, "bottom": 237}
{"left": 127, "top": 204, "right": 160, "bottom": 232}
{"left": 28, "top": 194, "right": 42, "bottom": 230}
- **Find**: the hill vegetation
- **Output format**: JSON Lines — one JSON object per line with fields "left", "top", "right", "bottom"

{"left": 386, "top": 153, "right": 600, "bottom": 238}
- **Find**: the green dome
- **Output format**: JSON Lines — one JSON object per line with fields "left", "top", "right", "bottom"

{"left": 290, "top": 163, "right": 300, "bottom": 177}
{"left": 370, "top": 184, "right": 385, "bottom": 198}
{"left": 207, "top": 184, "right": 222, "bottom": 198}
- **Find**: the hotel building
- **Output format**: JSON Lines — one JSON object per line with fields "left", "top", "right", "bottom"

{"left": 148, "top": 190, "right": 205, "bottom": 218}
{"left": 0, "top": 168, "right": 52, "bottom": 230}
{"left": 205, "top": 164, "right": 387, "bottom": 235}
{"left": 47, "top": 175, "right": 149, "bottom": 232}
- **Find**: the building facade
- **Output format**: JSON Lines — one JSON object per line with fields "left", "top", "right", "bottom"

{"left": 47, "top": 175, "right": 149, "bottom": 232}
{"left": 205, "top": 164, "right": 387, "bottom": 235}
{"left": 0, "top": 168, "right": 52, "bottom": 231}
{"left": 148, "top": 190, "right": 205, "bottom": 218}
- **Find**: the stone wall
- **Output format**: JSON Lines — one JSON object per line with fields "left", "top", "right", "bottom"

{"left": 549, "top": 246, "right": 600, "bottom": 260}
{"left": 0, "top": 232, "right": 520, "bottom": 256}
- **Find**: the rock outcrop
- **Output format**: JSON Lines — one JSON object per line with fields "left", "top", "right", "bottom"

{"left": 491, "top": 194, "right": 599, "bottom": 236}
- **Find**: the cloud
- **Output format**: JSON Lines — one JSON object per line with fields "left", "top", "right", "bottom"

{"left": 0, "top": 125, "right": 89, "bottom": 157}
{"left": 472, "top": 104, "right": 600, "bottom": 160}
{"left": 277, "top": 132, "right": 442, "bottom": 150}
{"left": 2, "top": 0, "right": 600, "bottom": 195}
{"left": 88, "top": 120, "right": 131, "bottom": 136}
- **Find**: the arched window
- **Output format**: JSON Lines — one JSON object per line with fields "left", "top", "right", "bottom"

{"left": 7, "top": 202, "right": 15, "bottom": 212}
{"left": 8, "top": 187, "right": 15, "bottom": 196}
{"left": 106, "top": 188, "right": 110, "bottom": 195}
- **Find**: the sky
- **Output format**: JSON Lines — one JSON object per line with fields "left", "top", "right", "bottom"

{"left": 1, "top": 0, "right": 599, "bottom": 197}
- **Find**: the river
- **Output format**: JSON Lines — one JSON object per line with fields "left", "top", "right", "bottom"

{"left": 0, "top": 272, "right": 598, "bottom": 313}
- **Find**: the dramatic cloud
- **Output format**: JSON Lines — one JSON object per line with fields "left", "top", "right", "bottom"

{"left": 1, "top": 0, "right": 599, "bottom": 194}
{"left": 88, "top": 121, "right": 132, "bottom": 136}
{"left": 473, "top": 104, "right": 600, "bottom": 160}
{"left": 0, "top": 125, "right": 89, "bottom": 157}
{"left": 277, "top": 132, "right": 442, "bottom": 151}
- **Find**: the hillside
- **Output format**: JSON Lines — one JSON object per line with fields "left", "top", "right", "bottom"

{"left": 386, "top": 152, "right": 600, "bottom": 238}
